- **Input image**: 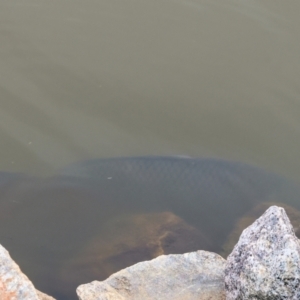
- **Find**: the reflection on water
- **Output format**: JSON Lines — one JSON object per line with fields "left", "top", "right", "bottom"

{"left": 1, "top": 0, "right": 300, "bottom": 299}
{"left": 0, "top": 157, "right": 300, "bottom": 299}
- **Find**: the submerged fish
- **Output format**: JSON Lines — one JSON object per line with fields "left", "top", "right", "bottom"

{"left": 60, "top": 156, "right": 300, "bottom": 236}
{"left": 0, "top": 156, "right": 299, "bottom": 299}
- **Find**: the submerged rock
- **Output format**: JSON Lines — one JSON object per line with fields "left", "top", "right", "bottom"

{"left": 60, "top": 211, "right": 211, "bottom": 296}
{"left": 221, "top": 202, "right": 300, "bottom": 257}
{"left": 0, "top": 243, "right": 55, "bottom": 300}
{"left": 77, "top": 250, "right": 226, "bottom": 300}
{"left": 225, "top": 205, "right": 300, "bottom": 300}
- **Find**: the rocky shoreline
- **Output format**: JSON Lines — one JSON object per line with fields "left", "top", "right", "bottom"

{"left": 1, "top": 206, "right": 300, "bottom": 299}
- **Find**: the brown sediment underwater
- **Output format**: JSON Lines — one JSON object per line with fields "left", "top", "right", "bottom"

{"left": 58, "top": 211, "right": 212, "bottom": 297}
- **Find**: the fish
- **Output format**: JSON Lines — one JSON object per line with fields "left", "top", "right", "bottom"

{"left": 0, "top": 156, "right": 299, "bottom": 299}
{"left": 60, "top": 156, "right": 300, "bottom": 236}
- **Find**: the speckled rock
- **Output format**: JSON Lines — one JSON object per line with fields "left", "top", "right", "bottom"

{"left": 36, "top": 290, "right": 56, "bottom": 300}
{"left": 0, "top": 243, "right": 55, "bottom": 300}
{"left": 221, "top": 202, "right": 300, "bottom": 257}
{"left": 225, "top": 205, "right": 300, "bottom": 300}
{"left": 77, "top": 250, "right": 226, "bottom": 300}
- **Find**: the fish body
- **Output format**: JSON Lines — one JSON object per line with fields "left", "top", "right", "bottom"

{"left": 60, "top": 156, "right": 300, "bottom": 234}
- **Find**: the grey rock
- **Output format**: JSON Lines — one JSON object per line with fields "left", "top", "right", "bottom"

{"left": 221, "top": 202, "right": 300, "bottom": 257}
{"left": 77, "top": 250, "right": 226, "bottom": 300}
{"left": 225, "top": 205, "right": 300, "bottom": 300}
{"left": 0, "top": 243, "right": 55, "bottom": 300}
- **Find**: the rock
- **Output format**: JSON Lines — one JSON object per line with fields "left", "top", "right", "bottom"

{"left": 77, "top": 250, "right": 226, "bottom": 300}
{"left": 36, "top": 290, "right": 56, "bottom": 300}
{"left": 221, "top": 202, "right": 300, "bottom": 257}
{"left": 60, "top": 211, "right": 211, "bottom": 297}
{"left": 225, "top": 205, "right": 300, "bottom": 300}
{"left": 0, "top": 243, "right": 55, "bottom": 300}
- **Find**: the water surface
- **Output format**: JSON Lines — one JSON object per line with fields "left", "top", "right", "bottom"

{"left": 0, "top": 0, "right": 300, "bottom": 179}
{"left": 1, "top": 0, "right": 300, "bottom": 299}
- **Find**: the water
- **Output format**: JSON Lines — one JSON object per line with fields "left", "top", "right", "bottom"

{"left": 2, "top": 157, "right": 300, "bottom": 299}
{"left": 1, "top": 0, "right": 300, "bottom": 298}
{"left": 1, "top": 0, "right": 300, "bottom": 179}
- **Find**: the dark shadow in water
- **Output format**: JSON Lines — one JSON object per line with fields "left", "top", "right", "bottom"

{"left": 0, "top": 156, "right": 300, "bottom": 299}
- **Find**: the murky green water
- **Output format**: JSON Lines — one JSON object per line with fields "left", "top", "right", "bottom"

{"left": 1, "top": 0, "right": 300, "bottom": 299}
{"left": 1, "top": 0, "right": 300, "bottom": 179}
